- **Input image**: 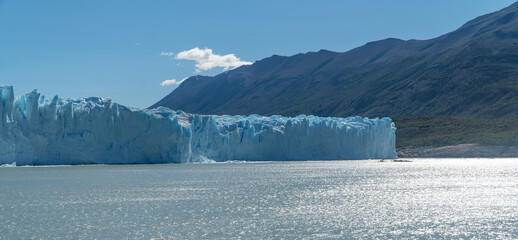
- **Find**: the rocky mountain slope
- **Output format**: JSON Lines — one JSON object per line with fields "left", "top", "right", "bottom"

{"left": 153, "top": 2, "right": 518, "bottom": 119}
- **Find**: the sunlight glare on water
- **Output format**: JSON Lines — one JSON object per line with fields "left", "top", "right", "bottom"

{"left": 1, "top": 158, "right": 517, "bottom": 239}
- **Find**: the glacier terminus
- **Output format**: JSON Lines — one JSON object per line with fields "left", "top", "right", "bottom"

{"left": 0, "top": 86, "right": 397, "bottom": 165}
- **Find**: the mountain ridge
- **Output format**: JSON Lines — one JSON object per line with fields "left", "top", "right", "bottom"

{"left": 152, "top": 2, "right": 518, "bottom": 119}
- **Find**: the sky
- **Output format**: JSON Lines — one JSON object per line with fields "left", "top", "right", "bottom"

{"left": 0, "top": 0, "right": 516, "bottom": 108}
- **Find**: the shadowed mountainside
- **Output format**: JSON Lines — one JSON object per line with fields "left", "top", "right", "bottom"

{"left": 152, "top": 2, "right": 518, "bottom": 120}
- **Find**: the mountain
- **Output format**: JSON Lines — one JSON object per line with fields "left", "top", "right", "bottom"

{"left": 152, "top": 2, "right": 518, "bottom": 119}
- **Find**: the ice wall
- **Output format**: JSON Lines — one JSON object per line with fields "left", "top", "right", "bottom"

{"left": 0, "top": 86, "right": 397, "bottom": 165}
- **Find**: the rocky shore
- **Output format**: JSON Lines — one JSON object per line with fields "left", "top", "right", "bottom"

{"left": 397, "top": 144, "right": 518, "bottom": 158}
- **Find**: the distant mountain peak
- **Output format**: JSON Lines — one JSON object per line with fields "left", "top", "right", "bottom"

{"left": 152, "top": 2, "right": 518, "bottom": 119}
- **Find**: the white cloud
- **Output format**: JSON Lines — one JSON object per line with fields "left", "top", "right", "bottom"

{"left": 160, "top": 77, "right": 188, "bottom": 87}
{"left": 160, "top": 51, "right": 174, "bottom": 56}
{"left": 176, "top": 47, "right": 252, "bottom": 72}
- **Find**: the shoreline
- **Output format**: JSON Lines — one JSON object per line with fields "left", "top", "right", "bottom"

{"left": 397, "top": 144, "right": 518, "bottom": 158}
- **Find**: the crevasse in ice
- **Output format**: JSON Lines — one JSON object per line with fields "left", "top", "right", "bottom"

{"left": 0, "top": 86, "right": 397, "bottom": 165}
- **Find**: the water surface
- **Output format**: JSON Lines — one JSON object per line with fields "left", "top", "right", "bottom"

{"left": 1, "top": 159, "right": 517, "bottom": 239}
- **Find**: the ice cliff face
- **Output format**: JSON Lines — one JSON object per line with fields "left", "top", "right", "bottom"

{"left": 0, "top": 86, "right": 397, "bottom": 165}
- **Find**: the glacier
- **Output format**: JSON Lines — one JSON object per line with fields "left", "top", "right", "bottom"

{"left": 0, "top": 86, "right": 397, "bottom": 165}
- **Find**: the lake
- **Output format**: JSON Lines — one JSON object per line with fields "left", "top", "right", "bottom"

{"left": 1, "top": 159, "right": 517, "bottom": 239}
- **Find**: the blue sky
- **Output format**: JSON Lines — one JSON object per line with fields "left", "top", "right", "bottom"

{"left": 0, "top": 0, "right": 516, "bottom": 108}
